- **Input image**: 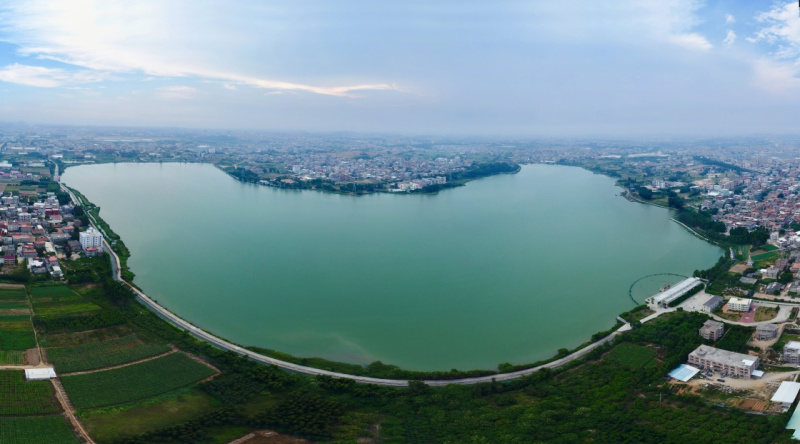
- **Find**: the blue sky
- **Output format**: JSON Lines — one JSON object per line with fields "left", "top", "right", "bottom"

{"left": 0, "top": 0, "right": 799, "bottom": 136}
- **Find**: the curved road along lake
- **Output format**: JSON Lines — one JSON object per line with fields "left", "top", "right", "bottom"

{"left": 62, "top": 163, "right": 721, "bottom": 371}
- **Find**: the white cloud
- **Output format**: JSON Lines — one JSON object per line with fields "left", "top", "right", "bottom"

{"left": 0, "top": 1, "right": 400, "bottom": 97}
{"left": 725, "top": 14, "right": 735, "bottom": 24}
{"left": 0, "top": 63, "right": 105, "bottom": 87}
{"left": 158, "top": 85, "right": 197, "bottom": 99}
{"left": 223, "top": 83, "right": 237, "bottom": 91}
{"left": 723, "top": 30, "right": 736, "bottom": 46}
{"left": 668, "top": 33, "right": 712, "bottom": 51}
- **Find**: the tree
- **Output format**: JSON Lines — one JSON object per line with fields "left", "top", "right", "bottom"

{"left": 637, "top": 187, "right": 653, "bottom": 200}
{"left": 667, "top": 196, "right": 684, "bottom": 209}
{"left": 779, "top": 272, "right": 793, "bottom": 284}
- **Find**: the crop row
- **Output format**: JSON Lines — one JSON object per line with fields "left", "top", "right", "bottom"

{"left": 0, "top": 288, "right": 27, "bottom": 301}
{"left": 48, "top": 335, "right": 172, "bottom": 373}
{"left": 0, "top": 370, "right": 61, "bottom": 415}
{"left": 62, "top": 352, "right": 217, "bottom": 410}
{"left": 0, "top": 350, "right": 24, "bottom": 365}
{"left": 29, "top": 284, "right": 77, "bottom": 300}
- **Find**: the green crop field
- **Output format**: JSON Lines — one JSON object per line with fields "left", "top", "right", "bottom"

{"left": 0, "top": 416, "right": 79, "bottom": 444}
{"left": 0, "top": 350, "right": 24, "bottom": 365}
{"left": 605, "top": 343, "right": 656, "bottom": 367}
{"left": 0, "top": 321, "right": 33, "bottom": 331}
{"left": 48, "top": 335, "right": 172, "bottom": 373}
{"left": 62, "top": 352, "right": 217, "bottom": 410}
{"left": 0, "top": 289, "right": 27, "bottom": 300}
{"left": 0, "top": 370, "right": 61, "bottom": 415}
{"left": 32, "top": 302, "right": 102, "bottom": 318}
{"left": 29, "top": 284, "right": 78, "bottom": 299}
{"left": 763, "top": 244, "right": 779, "bottom": 252}
{"left": 0, "top": 329, "right": 36, "bottom": 350}
{"left": 0, "top": 315, "right": 30, "bottom": 322}
{"left": 0, "top": 303, "right": 29, "bottom": 310}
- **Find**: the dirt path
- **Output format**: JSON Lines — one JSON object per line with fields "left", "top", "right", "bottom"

{"left": 184, "top": 351, "right": 222, "bottom": 383}
{"left": 52, "top": 378, "right": 95, "bottom": 444}
{"left": 60, "top": 347, "right": 178, "bottom": 376}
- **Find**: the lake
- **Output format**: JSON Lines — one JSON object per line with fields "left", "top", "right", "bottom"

{"left": 61, "top": 163, "right": 721, "bottom": 371}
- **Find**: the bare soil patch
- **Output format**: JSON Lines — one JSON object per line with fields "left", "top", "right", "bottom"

{"left": 24, "top": 348, "right": 40, "bottom": 366}
{"left": 228, "top": 430, "right": 309, "bottom": 444}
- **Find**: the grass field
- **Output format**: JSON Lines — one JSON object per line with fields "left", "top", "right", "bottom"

{"left": 0, "top": 370, "right": 61, "bottom": 415}
{"left": 41, "top": 324, "right": 135, "bottom": 348}
{"left": 48, "top": 335, "right": 172, "bottom": 373}
{"left": 763, "top": 244, "right": 779, "bottom": 252}
{"left": 0, "top": 350, "right": 24, "bottom": 365}
{"left": 754, "top": 306, "right": 779, "bottom": 322}
{"left": 605, "top": 343, "right": 656, "bottom": 367}
{"left": 62, "top": 352, "right": 217, "bottom": 410}
{"left": 82, "top": 388, "right": 218, "bottom": 442}
{"left": 0, "top": 329, "right": 36, "bottom": 350}
{"left": 0, "top": 416, "right": 79, "bottom": 444}
{"left": 751, "top": 251, "right": 781, "bottom": 262}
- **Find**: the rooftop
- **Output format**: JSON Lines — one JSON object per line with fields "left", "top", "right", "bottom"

{"left": 689, "top": 345, "right": 758, "bottom": 369}
{"left": 772, "top": 381, "right": 800, "bottom": 404}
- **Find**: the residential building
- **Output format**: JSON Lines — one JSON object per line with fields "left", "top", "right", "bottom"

{"left": 687, "top": 345, "right": 759, "bottom": 378}
{"left": 79, "top": 227, "right": 103, "bottom": 252}
{"left": 784, "top": 341, "right": 800, "bottom": 364}
{"left": 699, "top": 320, "right": 724, "bottom": 341}
{"left": 728, "top": 297, "right": 752, "bottom": 312}
{"left": 755, "top": 324, "right": 779, "bottom": 341}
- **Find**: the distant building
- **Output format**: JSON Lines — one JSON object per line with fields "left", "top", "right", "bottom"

{"left": 728, "top": 297, "right": 752, "bottom": 312}
{"left": 783, "top": 341, "right": 800, "bottom": 364}
{"left": 755, "top": 324, "right": 779, "bottom": 341}
{"left": 699, "top": 320, "right": 724, "bottom": 341}
{"left": 765, "top": 282, "right": 785, "bottom": 294}
{"left": 687, "top": 345, "right": 759, "bottom": 378}
{"left": 79, "top": 227, "right": 103, "bottom": 252}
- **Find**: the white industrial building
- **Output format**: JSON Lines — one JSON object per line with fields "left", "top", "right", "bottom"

{"left": 24, "top": 367, "right": 57, "bottom": 381}
{"left": 645, "top": 277, "right": 702, "bottom": 308}
{"left": 79, "top": 227, "right": 103, "bottom": 252}
{"left": 772, "top": 381, "right": 800, "bottom": 411}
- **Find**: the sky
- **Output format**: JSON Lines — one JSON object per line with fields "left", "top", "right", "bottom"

{"left": 0, "top": 1, "right": 799, "bottom": 137}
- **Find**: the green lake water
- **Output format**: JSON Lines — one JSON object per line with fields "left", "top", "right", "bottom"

{"left": 61, "top": 163, "right": 722, "bottom": 371}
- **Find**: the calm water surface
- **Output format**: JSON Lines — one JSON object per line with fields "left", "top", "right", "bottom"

{"left": 62, "top": 163, "right": 721, "bottom": 371}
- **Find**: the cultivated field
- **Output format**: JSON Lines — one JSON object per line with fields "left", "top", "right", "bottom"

{"left": 48, "top": 335, "right": 172, "bottom": 373}
{"left": 0, "top": 370, "right": 61, "bottom": 415}
{"left": 62, "top": 352, "right": 217, "bottom": 409}
{"left": 605, "top": 343, "right": 657, "bottom": 367}
{"left": 29, "top": 284, "right": 101, "bottom": 318}
{"left": 0, "top": 350, "right": 24, "bottom": 365}
{"left": 0, "top": 415, "right": 80, "bottom": 444}
{"left": 0, "top": 330, "right": 36, "bottom": 350}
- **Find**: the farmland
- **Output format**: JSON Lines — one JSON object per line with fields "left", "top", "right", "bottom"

{"left": 29, "top": 284, "right": 101, "bottom": 318}
{"left": 62, "top": 352, "right": 217, "bottom": 409}
{"left": 0, "top": 416, "right": 80, "bottom": 444}
{"left": 48, "top": 335, "right": 172, "bottom": 373}
{"left": 0, "top": 329, "right": 36, "bottom": 350}
{"left": 604, "top": 342, "right": 657, "bottom": 367}
{"left": 0, "top": 370, "right": 61, "bottom": 415}
{"left": 0, "top": 350, "right": 24, "bottom": 364}
{"left": 0, "top": 288, "right": 27, "bottom": 300}
{"left": 29, "top": 284, "right": 81, "bottom": 300}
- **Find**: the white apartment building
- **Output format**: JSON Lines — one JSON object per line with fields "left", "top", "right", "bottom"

{"left": 79, "top": 227, "right": 103, "bottom": 252}
{"left": 727, "top": 297, "right": 752, "bottom": 312}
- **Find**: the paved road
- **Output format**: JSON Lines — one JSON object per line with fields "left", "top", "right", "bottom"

{"left": 61, "top": 183, "right": 631, "bottom": 387}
